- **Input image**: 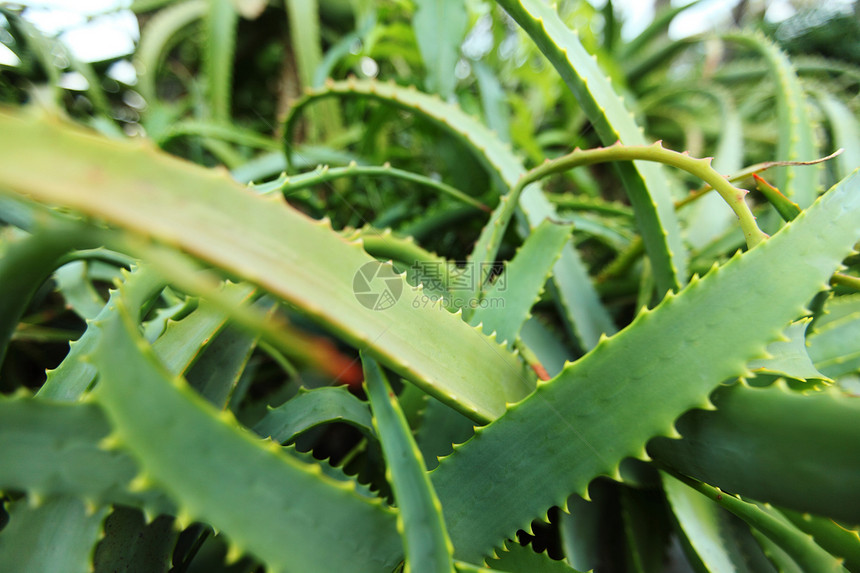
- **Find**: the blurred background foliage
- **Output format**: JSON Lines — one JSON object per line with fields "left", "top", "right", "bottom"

{"left": 0, "top": 0, "right": 857, "bottom": 391}
{"left": 0, "top": 1, "right": 858, "bottom": 570}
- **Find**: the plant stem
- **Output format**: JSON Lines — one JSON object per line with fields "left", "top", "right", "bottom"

{"left": 675, "top": 149, "right": 844, "bottom": 210}
{"left": 832, "top": 273, "right": 860, "bottom": 291}
{"left": 256, "top": 163, "right": 490, "bottom": 212}
{"left": 515, "top": 141, "right": 769, "bottom": 249}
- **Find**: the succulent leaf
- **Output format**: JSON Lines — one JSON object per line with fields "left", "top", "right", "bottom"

{"left": 92, "top": 296, "right": 403, "bottom": 572}
{"left": 253, "top": 385, "right": 375, "bottom": 444}
{"left": 283, "top": 79, "right": 616, "bottom": 350}
{"left": 0, "top": 496, "right": 107, "bottom": 573}
{"left": 650, "top": 380, "right": 860, "bottom": 524}
{"left": 495, "top": 0, "right": 688, "bottom": 294}
{"left": 0, "top": 109, "right": 530, "bottom": 422}
{"left": 432, "top": 170, "right": 860, "bottom": 561}
{"left": 364, "top": 353, "right": 455, "bottom": 573}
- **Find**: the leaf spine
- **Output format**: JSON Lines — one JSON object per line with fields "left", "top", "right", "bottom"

{"left": 225, "top": 543, "right": 245, "bottom": 565}
{"left": 26, "top": 491, "right": 45, "bottom": 508}
{"left": 98, "top": 434, "right": 124, "bottom": 451}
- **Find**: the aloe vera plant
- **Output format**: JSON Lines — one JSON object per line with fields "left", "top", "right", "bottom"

{"left": 1, "top": 1, "right": 859, "bottom": 572}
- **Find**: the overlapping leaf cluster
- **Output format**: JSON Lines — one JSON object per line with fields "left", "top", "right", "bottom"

{"left": 0, "top": 1, "right": 859, "bottom": 571}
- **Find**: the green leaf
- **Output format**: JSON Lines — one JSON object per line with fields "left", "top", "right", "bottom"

{"left": 754, "top": 172, "right": 803, "bottom": 223}
{"left": 473, "top": 61, "right": 512, "bottom": 142}
{"left": 364, "top": 354, "right": 455, "bottom": 573}
{"left": 0, "top": 497, "right": 107, "bottom": 573}
{"left": 750, "top": 529, "right": 805, "bottom": 573}
{"left": 38, "top": 265, "right": 167, "bottom": 402}
{"left": 620, "top": 487, "right": 670, "bottom": 573}
{"left": 93, "top": 507, "right": 177, "bottom": 573}
{"left": 662, "top": 471, "right": 760, "bottom": 573}
{"left": 519, "top": 317, "right": 573, "bottom": 378}
{"left": 469, "top": 220, "right": 573, "bottom": 348}
{"left": 0, "top": 397, "right": 171, "bottom": 512}
{"left": 808, "top": 306, "right": 860, "bottom": 379}
{"left": 284, "top": 79, "right": 615, "bottom": 350}
{"left": 431, "top": 170, "right": 860, "bottom": 561}
{"left": 285, "top": 0, "right": 342, "bottom": 138}
{"left": 682, "top": 85, "right": 745, "bottom": 250}
{"left": 815, "top": 91, "right": 860, "bottom": 181}
{"left": 723, "top": 32, "right": 820, "bottom": 208}
{"left": 780, "top": 508, "right": 860, "bottom": 572}
{"left": 495, "top": 0, "right": 688, "bottom": 294}
{"left": 204, "top": 0, "right": 238, "bottom": 123}
{"left": 135, "top": 0, "right": 208, "bottom": 105}
{"left": 416, "top": 397, "right": 475, "bottom": 472}
{"left": 92, "top": 295, "right": 402, "bottom": 572}
{"left": 151, "top": 284, "right": 257, "bottom": 377}
{"left": 667, "top": 473, "right": 846, "bottom": 573}
{"left": 413, "top": 0, "right": 467, "bottom": 99}
{"left": 184, "top": 316, "right": 262, "bottom": 409}
{"left": 259, "top": 163, "right": 488, "bottom": 212}
{"left": 558, "top": 493, "right": 603, "bottom": 572}
{"left": 0, "top": 108, "right": 530, "bottom": 423}
{"left": 562, "top": 212, "right": 633, "bottom": 250}
{"left": 650, "top": 381, "right": 860, "bottom": 525}
{"left": 0, "top": 222, "right": 98, "bottom": 371}
{"left": 815, "top": 293, "right": 860, "bottom": 329}
{"left": 157, "top": 120, "right": 282, "bottom": 151}
{"left": 747, "top": 319, "right": 829, "bottom": 381}
{"left": 253, "top": 385, "right": 375, "bottom": 443}
{"left": 285, "top": 0, "right": 322, "bottom": 89}
{"left": 54, "top": 261, "right": 111, "bottom": 321}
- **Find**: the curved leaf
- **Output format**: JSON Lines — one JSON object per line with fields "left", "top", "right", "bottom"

{"left": 0, "top": 398, "right": 171, "bottom": 513}
{"left": 495, "top": 0, "right": 687, "bottom": 294}
{"left": 0, "top": 223, "right": 98, "bottom": 370}
{"left": 204, "top": 0, "right": 238, "bottom": 123}
{"left": 815, "top": 91, "right": 860, "bottom": 181}
{"left": 253, "top": 385, "right": 374, "bottom": 443}
{"left": 469, "top": 220, "right": 573, "bottom": 348}
{"left": 780, "top": 508, "right": 860, "bottom": 572}
{"left": 0, "top": 108, "right": 530, "bottom": 422}
{"left": 747, "top": 319, "right": 828, "bottom": 381}
{"left": 650, "top": 380, "right": 860, "bottom": 524}
{"left": 723, "top": 32, "right": 820, "bottom": 208}
{"left": 413, "top": 0, "right": 467, "bottom": 99}
{"left": 92, "top": 295, "right": 402, "bottom": 572}
{"left": 431, "top": 170, "right": 860, "bottom": 561}
{"left": 135, "top": 0, "right": 208, "bottom": 104}
{"left": 364, "top": 354, "right": 454, "bottom": 573}
{"left": 0, "top": 497, "right": 107, "bottom": 573}
{"left": 284, "top": 79, "right": 615, "bottom": 349}
{"left": 662, "top": 470, "right": 763, "bottom": 573}
{"left": 667, "top": 472, "right": 846, "bottom": 573}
